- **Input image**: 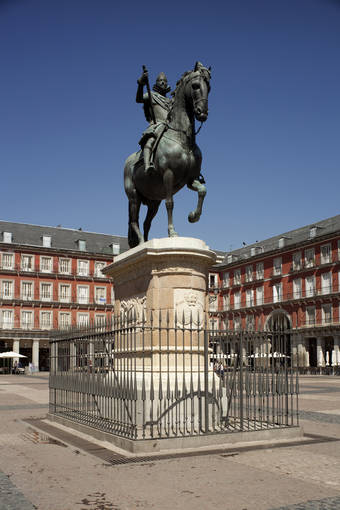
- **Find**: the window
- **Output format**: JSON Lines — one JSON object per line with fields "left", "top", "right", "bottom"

{"left": 209, "top": 294, "right": 218, "bottom": 312}
{"left": 293, "top": 278, "right": 302, "bottom": 299}
{"left": 40, "top": 283, "right": 52, "bottom": 302}
{"left": 273, "top": 257, "right": 282, "bottom": 276}
{"left": 21, "top": 254, "right": 34, "bottom": 271}
{"left": 338, "top": 240, "right": 340, "bottom": 261}
{"left": 95, "top": 314, "right": 106, "bottom": 326}
{"left": 78, "top": 260, "right": 89, "bottom": 276}
{"left": 111, "top": 243, "right": 120, "bottom": 255}
{"left": 309, "top": 227, "right": 317, "bottom": 239}
{"left": 305, "top": 248, "right": 315, "bottom": 268}
{"left": 59, "top": 284, "right": 71, "bottom": 303}
{"left": 222, "top": 272, "right": 229, "bottom": 288}
{"left": 95, "top": 287, "right": 106, "bottom": 304}
{"left": 245, "top": 265, "right": 253, "bottom": 283}
{"left": 305, "top": 276, "right": 315, "bottom": 297}
{"left": 256, "top": 286, "right": 264, "bottom": 305}
{"left": 306, "top": 307, "right": 315, "bottom": 326}
{"left": 246, "top": 288, "right": 254, "bottom": 307}
{"left": 234, "top": 316, "right": 241, "bottom": 331}
{"left": 40, "top": 311, "right": 52, "bottom": 329}
{"left": 1, "top": 280, "right": 13, "bottom": 299}
{"left": 94, "top": 261, "right": 106, "bottom": 278}
{"left": 292, "top": 252, "right": 302, "bottom": 271}
{"left": 234, "top": 291, "right": 241, "bottom": 309}
{"left": 21, "top": 310, "right": 33, "bottom": 329}
{"left": 223, "top": 294, "right": 230, "bottom": 311}
{"left": 77, "top": 313, "right": 89, "bottom": 327}
{"left": 40, "top": 256, "right": 52, "bottom": 273}
{"left": 246, "top": 315, "right": 255, "bottom": 330}
{"left": 233, "top": 269, "right": 241, "bottom": 285}
{"left": 2, "top": 253, "right": 14, "bottom": 270}
{"left": 1, "top": 310, "right": 13, "bottom": 329}
{"left": 59, "top": 312, "right": 71, "bottom": 329}
{"left": 320, "top": 244, "right": 331, "bottom": 264}
{"left": 256, "top": 262, "right": 264, "bottom": 280}
{"left": 59, "top": 258, "right": 71, "bottom": 274}
{"left": 42, "top": 236, "right": 51, "bottom": 248}
{"left": 209, "top": 273, "right": 217, "bottom": 288}
{"left": 322, "top": 304, "right": 332, "bottom": 324}
{"left": 77, "top": 285, "right": 89, "bottom": 304}
{"left": 21, "top": 281, "right": 33, "bottom": 301}
{"left": 273, "top": 283, "right": 282, "bottom": 303}
{"left": 77, "top": 240, "right": 86, "bottom": 251}
{"left": 3, "top": 232, "right": 12, "bottom": 243}
{"left": 321, "top": 272, "right": 332, "bottom": 295}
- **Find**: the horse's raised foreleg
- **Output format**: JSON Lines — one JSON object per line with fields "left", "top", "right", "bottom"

{"left": 143, "top": 200, "right": 161, "bottom": 242}
{"left": 163, "top": 169, "right": 178, "bottom": 237}
{"left": 187, "top": 179, "right": 207, "bottom": 223}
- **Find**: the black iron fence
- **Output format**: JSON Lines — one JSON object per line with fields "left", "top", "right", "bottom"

{"left": 49, "top": 312, "right": 299, "bottom": 441}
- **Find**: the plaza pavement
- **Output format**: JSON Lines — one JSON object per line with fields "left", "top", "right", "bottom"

{"left": 0, "top": 373, "right": 340, "bottom": 510}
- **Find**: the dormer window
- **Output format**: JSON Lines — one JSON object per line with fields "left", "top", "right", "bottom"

{"left": 309, "top": 227, "right": 317, "bottom": 239}
{"left": 77, "top": 240, "right": 86, "bottom": 252}
{"left": 111, "top": 243, "right": 120, "bottom": 255}
{"left": 3, "top": 232, "right": 12, "bottom": 243}
{"left": 42, "top": 236, "right": 51, "bottom": 248}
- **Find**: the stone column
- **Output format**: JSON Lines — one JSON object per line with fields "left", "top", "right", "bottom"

{"left": 291, "top": 335, "right": 298, "bottom": 368}
{"left": 32, "top": 339, "right": 39, "bottom": 370}
{"left": 317, "top": 337, "right": 325, "bottom": 367}
{"left": 304, "top": 338, "right": 310, "bottom": 368}
{"left": 332, "top": 336, "right": 340, "bottom": 366}
{"left": 297, "top": 336, "right": 306, "bottom": 368}
{"left": 13, "top": 339, "right": 20, "bottom": 354}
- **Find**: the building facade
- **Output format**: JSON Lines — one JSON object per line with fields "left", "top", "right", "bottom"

{"left": 209, "top": 215, "right": 340, "bottom": 371}
{"left": 0, "top": 221, "right": 129, "bottom": 370}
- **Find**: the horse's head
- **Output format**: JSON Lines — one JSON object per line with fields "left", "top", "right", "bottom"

{"left": 184, "top": 62, "right": 211, "bottom": 122}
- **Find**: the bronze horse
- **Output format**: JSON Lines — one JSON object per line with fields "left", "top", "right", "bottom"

{"left": 124, "top": 62, "right": 211, "bottom": 248}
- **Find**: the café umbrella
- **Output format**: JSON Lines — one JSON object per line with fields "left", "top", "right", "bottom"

{"left": 0, "top": 351, "right": 27, "bottom": 358}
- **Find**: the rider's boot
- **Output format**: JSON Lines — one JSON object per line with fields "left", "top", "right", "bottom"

{"left": 144, "top": 144, "right": 155, "bottom": 175}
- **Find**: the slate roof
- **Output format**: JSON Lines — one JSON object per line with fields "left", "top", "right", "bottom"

{"left": 0, "top": 220, "right": 130, "bottom": 257}
{"left": 217, "top": 214, "right": 340, "bottom": 268}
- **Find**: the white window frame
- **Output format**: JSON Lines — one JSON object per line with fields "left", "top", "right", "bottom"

{"left": 273, "top": 282, "right": 282, "bottom": 303}
{"left": 245, "top": 265, "right": 253, "bottom": 283}
{"left": 234, "top": 316, "right": 241, "bottom": 331}
{"left": 3, "top": 232, "right": 12, "bottom": 243}
{"left": 293, "top": 278, "right": 302, "bottom": 299}
{"left": 40, "top": 282, "right": 53, "bottom": 302}
{"left": 256, "top": 286, "right": 264, "bottom": 305}
{"left": 305, "top": 248, "right": 315, "bottom": 268}
{"left": 246, "top": 314, "right": 255, "bottom": 330}
{"left": 77, "top": 312, "right": 89, "bottom": 327}
{"left": 78, "top": 240, "right": 86, "bottom": 251}
{"left": 77, "top": 259, "right": 89, "bottom": 277}
{"left": 95, "top": 314, "right": 106, "bottom": 326}
{"left": 1, "top": 252, "right": 14, "bottom": 270}
{"left": 94, "top": 286, "right": 106, "bottom": 305}
{"left": 59, "top": 258, "right": 71, "bottom": 274}
{"left": 94, "top": 261, "right": 106, "bottom": 278}
{"left": 234, "top": 269, "right": 241, "bottom": 285}
{"left": 222, "top": 272, "right": 229, "bottom": 288}
{"left": 292, "top": 251, "right": 302, "bottom": 271}
{"left": 338, "top": 240, "right": 340, "bottom": 261}
{"left": 21, "top": 310, "right": 34, "bottom": 329}
{"left": 21, "top": 280, "right": 34, "bottom": 301}
{"left": 59, "top": 311, "right": 71, "bottom": 329}
{"left": 223, "top": 294, "right": 230, "bottom": 311}
{"left": 273, "top": 257, "right": 282, "bottom": 276}
{"left": 322, "top": 304, "right": 332, "bottom": 324}
{"left": 77, "top": 285, "right": 89, "bottom": 304}
{"left": 40, "top": 256, "right": 53, "bottom": 273}
{"left": 1, "top": 309, "right": 14, "bottom": 329}
{"left": 246, "top": 288, "right": 254, "bottom": 307}
{"left": 40, "top": 310, "right": 52, "bottom": 330}
{"left": 321, "top": 271, "right": 332, "bottom": 295}
{"left": 209, "top": 273, "right": 217, "bottom": 288}
{"left": 21, "top": 254, "right": 34, "bottom": 272}
{"left": 256, "top": 262, "right": 264, "bottom": 280}
{"left": 234, "top": 291, "right": 241, "bottom": 309}
{"left": 42, "top": 236, "right": 51, "bottom": 248}
{"left": 305, "top": 275, "right": 315, "bottom": 297}
{"left": 1, "top": 279, "right": 14, "bottom": 299}
{"left": 320, "top": 243, "right": 331, "bottom": 265}
{"left": 306, "top": 306, "right": 315, "bottom": 326}
{"left": 59, "top": 283, "right": 71, "bottom": 303}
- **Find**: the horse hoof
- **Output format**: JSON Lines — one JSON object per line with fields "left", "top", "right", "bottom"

{"left": 188, "top": 211, "right": 199, "bottom": 223}
{"left": 169, "top": 231, "right": 178, "bottom": 237}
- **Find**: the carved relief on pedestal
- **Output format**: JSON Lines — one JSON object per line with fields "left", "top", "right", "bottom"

{"left": 120, "top": 294, "right": 147, "bottom": 324}
{"left": 174, "top": 289, "right": 205, "bottom": 327}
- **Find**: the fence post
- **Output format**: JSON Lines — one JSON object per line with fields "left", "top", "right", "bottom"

{"left": 204, "top": 328, "right": 209, "bottom": 432}
{"left": 239, "top": 331, "right": 244, "bottom": 430}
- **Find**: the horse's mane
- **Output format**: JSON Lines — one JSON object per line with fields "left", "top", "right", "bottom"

{"left": 171, "top": 71, "right": 193, "bottom": 98}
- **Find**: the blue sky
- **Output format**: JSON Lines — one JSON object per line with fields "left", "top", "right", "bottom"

{"left": 1, "top": 0, "right": 339, "bottom": 251}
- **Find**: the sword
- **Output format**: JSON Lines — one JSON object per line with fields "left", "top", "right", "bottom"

{"left": 143, "top": 65, "right": 156, "bottom": 124}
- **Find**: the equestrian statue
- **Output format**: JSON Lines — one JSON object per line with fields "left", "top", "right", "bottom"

{"left": 124, "top": 62, "right": 211, "bottom": 248}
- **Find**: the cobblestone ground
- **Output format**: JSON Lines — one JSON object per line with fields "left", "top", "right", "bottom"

{"left": 0, "top": 374, "right": 340, "bottom": 510}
